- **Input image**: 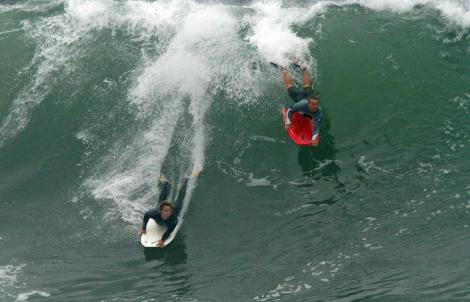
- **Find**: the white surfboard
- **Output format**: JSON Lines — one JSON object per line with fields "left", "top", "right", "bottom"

{"left": 140, "top": 218, "right": 181, "bottom": 248}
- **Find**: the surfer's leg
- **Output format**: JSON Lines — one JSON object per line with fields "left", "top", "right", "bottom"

{"left": 303, "top": 70, "right": 312, "bottom": 89}
{"left": 158, "top": 181, "right": 171, "bottom": 203}
{"left": 282, "top": 68, "right": 294, "bottom": 89}
{"left": 174, "top": 178, "right": 189, "bottom": 209}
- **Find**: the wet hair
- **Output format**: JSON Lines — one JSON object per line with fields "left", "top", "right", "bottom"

{"left": 309, "top": 95, "right": 320, "bottom": 102}
{"left": 159, "top": 201, "right": 174, "bottom": 211}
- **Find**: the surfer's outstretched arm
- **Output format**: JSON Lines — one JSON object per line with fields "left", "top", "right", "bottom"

{"left": 287, "top": 99, "right": 309, "bottom": 124}
{"left": 313, "top": 111, "right": 323, "bottom": 136}
{"left": 311, "top": 110, "right": 323, "bottom": 143}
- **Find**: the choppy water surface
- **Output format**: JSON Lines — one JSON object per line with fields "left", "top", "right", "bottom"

{"left": 0, "top": 0, "right": 469, "bottom": 301}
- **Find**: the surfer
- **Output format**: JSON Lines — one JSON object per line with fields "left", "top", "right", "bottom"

{"left": 282, "top": 60, "right": 323, "bottom": 144}
{"left": 139, "top": 171, "right": 199, "bottom": 248}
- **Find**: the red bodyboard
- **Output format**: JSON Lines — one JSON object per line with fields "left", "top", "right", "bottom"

{"left": 282, "top": 108, "right": 319, "bottom": 146}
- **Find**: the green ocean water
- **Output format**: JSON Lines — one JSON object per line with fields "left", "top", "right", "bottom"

{"left": 0, "top": 0, "right": 469, "bottom": 301}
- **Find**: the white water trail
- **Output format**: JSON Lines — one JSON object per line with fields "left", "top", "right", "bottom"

{"left": 86, "top": 94, "right": 186, "bottom": 222}
{"left": 85, "top": 2, "right": 252, "bottom": 225}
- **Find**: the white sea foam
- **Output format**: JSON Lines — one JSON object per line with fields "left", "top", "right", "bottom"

{"left": 1, "top": 0, "right": 468, "bottom": 149}
{"left": 253, "top": 276, "right": 310, "bottom": 302}
{"left": 0, "top": 0, "right": 121, "bottom": 148}
{"left": 15, "top": 291, "right": 51, "bottom": 302}
{"left": 85, "top": 3, "right": 256, "bottom": 224}
{"left": 0, "top": 264, "right": 49, "bottom": 302}
{"left": 86, "top": 95, "right": 185, "bottom": 223}
{"left": 250, "top": 135, "right": 277, "bottom": 143}
{"left": 358, "top": 155, "right": 391, "bottom": 173}
{"left": 347, "top": 0, "right": 470, "bottom": 27}
{"left": 247, "top": 0, "right": 470, "bottom": 68}
{"left": 76, "top": 129, "right": 95, "bottom": 145}
{"left": 124, "top": 0, "right": 190, "bottom": 28}
{"left": 253, "top": 252, "right": 359, "bottom": 301}
{"left": 65, "top": 0, "right": 115, "bottom": 28}
{"left": 435, "top": 1, "right": 470, "bottom": 27}
{"left": 0, "top": 0, "right": 191, "bottom": 148}
{"left": 247, "top": 175, "right": 271, "bottom": 187}
{"left": 248, "top": 2, "right": 312, "bottom": 66}
{"left": 0, "top": 264, "right": 25, "bottom": 287}
{"left": 0, "top": 1, "right": 62, "bottom": 14}
{"left": 0, "top": 13, "right": 87, "bottom": 147}
{"left": 350, "top": 0, "right": 425, "bottom": 13}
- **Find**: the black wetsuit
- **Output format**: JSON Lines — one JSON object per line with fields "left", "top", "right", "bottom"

{"left": 141, "top": 178, "right": 188, "bottom": 241}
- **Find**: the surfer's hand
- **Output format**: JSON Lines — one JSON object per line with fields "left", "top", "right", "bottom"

{"left": 138, "top": 229, "right": 146, "bottom": 236}
{"left": 285, "top": 122, "right": 291, "bottom": 129}
{"left": 311, "top": 134, "right": 318, "bottom": 144}
{"left": 158, "top": 240, "right": 165, "bottom": 248}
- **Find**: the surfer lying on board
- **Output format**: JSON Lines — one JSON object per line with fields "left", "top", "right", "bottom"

{"left": 282, "top": 60, "right": 323, "bottom": 144}
{"left": 139, "top": 171, "right": 200, "bottom": 248}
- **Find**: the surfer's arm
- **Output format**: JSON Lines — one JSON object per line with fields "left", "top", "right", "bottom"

{"left": 142, "top": 209, "right": 158, "bottom": 230}
{"left": 288, "top": 99, "right": 309, "bottom": 124}
{"left": 311, "top": 130, "right": 319, "bottom": 142}
{"left": 312, "top": 120, "right": 320, "bottom": 137}
{"left": 311, "top": 110, "right": 323, "bottom": 138}
{"left": 161, "top": 219, "right": 178, "bottom": 242}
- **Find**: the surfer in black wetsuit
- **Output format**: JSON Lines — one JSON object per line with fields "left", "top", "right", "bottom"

{"left": 139, "top": 173, "right": 195, "bottom": 248}
{"left": 281, "top": 60, "right": 323, "bottom": 144}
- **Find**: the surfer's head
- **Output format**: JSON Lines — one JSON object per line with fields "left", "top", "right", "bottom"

{"left": 159, "top": 201, "right": 173, "bottom": 220}
{"left": 308, "top": 97, "right": 320, "bottom": 112}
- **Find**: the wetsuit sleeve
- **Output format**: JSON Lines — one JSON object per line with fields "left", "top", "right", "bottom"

{"left": 287, "top": 99, "right": 308, "bottom": 123}
{"left": 291, "top": 99, "right": 309, "bottom": 112}
{"left": 161, "top": 219, "right": 178, "bottom": 241}
{"left": 142, "top": 209, "right": 158, "bottom": 230}
{"left": 174, "top": 178, "right": 189, "bottom": 209}
{"left": 312, "top": 109, "right": 323, "bottom": 137}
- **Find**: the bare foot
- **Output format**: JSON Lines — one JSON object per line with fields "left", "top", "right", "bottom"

{"left": 191, "top": 169, "right": 202, "bottom": 177}
{"left": 159, "top": 174, "right": 168, "bottom": 182}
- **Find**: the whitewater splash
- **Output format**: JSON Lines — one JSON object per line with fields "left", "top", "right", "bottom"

{"left": 83, "top": 1, "right": 265, "bottom": 225}
{"left": 0, "top": 264, "right": 50, "bottom": 301}
{"left": 1, "top": 0, "right": 468, "bottom": 146}
{"left": 1, "top": 0, "right": 468, "bottom": 226}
